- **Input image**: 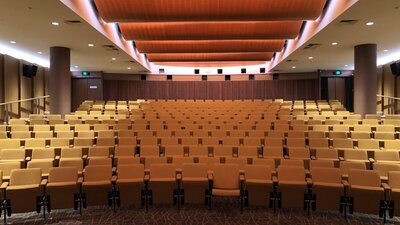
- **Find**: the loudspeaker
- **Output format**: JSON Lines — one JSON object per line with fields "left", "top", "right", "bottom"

{"left": 167, "top": 75, "right": 172, "bottom": 80}
{"left": 141, "top": 75, "right": 146, "bottom": 80}
{"left": 260, "top": 67, "right": 266, "bottom": 73}
{"left": 202, "top": 75, "right": 207, "bottom": 81}
{"left": 217, "top": 69, "right": 223, "bottom": 74}
{"left": 241, "top": 68, "right": 246, "bottom": 74}
{"left": 249, "top": 74, "right": 255, "bottom": 80}
{"left": 194, "top": 69, "right": 200, "bottom": 74}
{"left": 390, "top": 62, "right": 400, "bottom": 76}
{"left": 22, "top": 64, "right": 38, "bottom": 78}
{"left": 225, "top": 75, "right": 231, "bottom": 81}
{"left": 273, "top": 73, "right": 279, "bottom": 80}
{"left": 159, "top": 68, "right": 165, "bottom": 74}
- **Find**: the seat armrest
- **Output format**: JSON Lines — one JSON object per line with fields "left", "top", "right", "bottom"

{"left": 339, "top": 156, "right": 345, "bottom": 161}
{"left": 112, "top": 167, "right": 117, "bottom": 174}
{"left": 82, "top": 155, "right": 88, "bottom": 160}
{"left": 144, "top": 169, "right": 150, "bottom": 175}
{"left": 109, "top": 154, "right": 114, "bottom": 158}
{"left": 111, "top": 175, "right": 117, "bottom": 183}
{"left": 306, "top": 178, "right": 313, "bottom": 186}
{"left": 369, "top": 158, "right": 375, "bottom": 163}
{"left": 233, "top": 153, "right": 238, "bottom": 157}
{"left": 342, "top": 180, "right": 350, "bottom": 187}
{"left": 0, "top": 182, "right": 8, "bottom": 190}
{"left": 283, "top": 155, "right": 289, "bottom": 159}
{"left": 55, "top": 155, "right": 60, "bottom": 160}
{"left": 176, "top": 173, "right": 182, "bottom": 180}
{"left": 25, "top": 156, "right": 31, "bottom": 161}
{"left": 40, "top": 179, "right": 48, "bottom": 187}
{"left": 207, "top": 173, "right": 213, "bottom": 181}
{"left": 310, "top": 156, "right": 316, "bottom": 160}
{"left": 176, "top": 169, "right": 182, "bottom": 174}
{"left": 134, "top": 153, "right": 140, "bottom": 157}
{"left": 382, "top": 183, "right": 391, "bottom": 191}
{"left": 77, "top": 177, "right": 83, "bottom": 184}
{"left": 239, "top": 174, "right": 245, "bottom": 181}
{"left": 144, "top": 174, "right": 150, "bottom": 182}
{"left": 272, "top": 176, "right": 278, "bottom": 185}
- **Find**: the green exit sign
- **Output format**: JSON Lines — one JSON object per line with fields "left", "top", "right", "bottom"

{"left": 334, "top": 70, "right": 342, "bottom": 75}
{"left": 82, "top": 71, "right": 90, "bottom": 76}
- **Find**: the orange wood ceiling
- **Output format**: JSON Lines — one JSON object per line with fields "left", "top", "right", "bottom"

{"left": 93, "top": 0, "right": 327, "bottom": 65}
{"left": 154, "top": 62, "right": 268, "bottom": 67}
{"left": 119, "top": 21, "right": 302, "bottom": 41}
{"left": 135, "top": 40, "right": 285, "bottom": 53}
{"left": 146, "top": 53, "right": 274, "bottom": 62}
{"left": 94, "top": 0, "right": 327, "bottom": 22}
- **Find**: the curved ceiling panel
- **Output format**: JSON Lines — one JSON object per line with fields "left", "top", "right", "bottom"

{"left": 147, "top": 53, "right": 274, "bottom": 62}
{"left": 154, "top": 61, "right": 267, "bottom": 67}
{"left": 120, "top": 21, "right": 302, "bottom": 41}
{"left": 94, "top": 0, "right": 327, "bottom": 22}
{"left": 135, "top": 40, "right": 285, "bottom": 53}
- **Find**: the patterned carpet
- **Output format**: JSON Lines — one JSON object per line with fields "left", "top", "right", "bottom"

{"left": 4, "top": 198, "right": 400, "bottom": 225}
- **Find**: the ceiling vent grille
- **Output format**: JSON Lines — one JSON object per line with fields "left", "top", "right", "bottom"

{"left": 64, "top": 20, "right": 82, "bottom": 25}
{"left": 102, "top": 45, "right": 119, "bottom": 51}
{"left": 303, "top": 43, "right": 322, "bottom": 50}
{"left": 339, "top": 19, "right": 358, "bottom": 25}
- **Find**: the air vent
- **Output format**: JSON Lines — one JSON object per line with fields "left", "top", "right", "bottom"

{"left": 64, "top": 20, "right": 82, "bottom": 25}
{"left": 303, "top": 43, "right": 322, "bottom": 50}
{"left": 339, "top": 19, "right": 358, "bottom": 25}
{"left": 286, "top": 59, "right": 298, "bottom": 63}
{"left": 102, "top": 45, "right": 119, "bottom": 51}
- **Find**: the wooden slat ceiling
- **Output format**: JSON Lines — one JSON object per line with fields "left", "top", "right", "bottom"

{"left": 94, "top": 0, "right": 327, "bottom": 22}
{"left": 93, "top": 0, "right": 327, "bottom": 66}
{"left": 147, "top": 53, "right": 274, "bottom": 62}
{"left": 135, "top": 40, "right": 285, "bottom": 53}
{"left": 119, "top": 21, "right": 302, "bottom": 41}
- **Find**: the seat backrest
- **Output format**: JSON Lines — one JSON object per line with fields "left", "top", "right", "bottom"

{"left": 384, "top": 140, "right": 400, "bottom": 150}
{"left": 311, "top": 167, "right": 342, "bottom": 184}
{"left": 27, "top": 160, "right": 53, "bottom": 175}
{"left": 263, "top": 147, "right": 283, "bottom": 158}
{"left": 0, "top": 149, "right": 25, "bottom": 160}
{"left": 32, "top": 149, "right": 55, "bottom": 160}
{"left": 277, "top": 166, "right": 305, "bottom": 182}
{"left": 115, "top": 146, "right": 135, "bottom": 157}
{"left": 117, "top": 164, "right": 144, "bottom": 180}
{"left": 172, "top": 156, "right": 193, "bottom": 168}
{"left": 310, "top": 160, "right": 334, "bottom": 170}
{"left": 373, "top": 163, "right": 400, "bottom": 178}
{"left": 59, "top": 158, "right": 83, "bottom": 171}
{"left": 144, "top": 157, "right": 167, "bottom": 170}
{"left": 245, "top": 165, "right": 272, "bottom": 180}
{"left": 280, "top": 159, "right": 304, "bottom": 167}
{"left": 182, "top": 163, "right": 208, "bottom": 178}
{"left": 164, "top": 146, "right": 184, "bottom": 156}
{"left": 25, "top": 139, "right": 46, "bottom": 148}
{"left": 225, "top": 157, "right": 247, "bottom": 170}
{"left": 0, "top": 139, "right": 21, "bottom": 149}
{"left": 309, "top": 138, "right": 329, "bottom": 148}
{"left": 388, "top": 171, "right": 400, "bottom": 189}
{"left": 150, "top": 164, "right": 176, "bottom": 179}
{"left": 61, "top": 148, "right": 82, "bottom": 158}
{"left": 333, "top": 139, "right": 353, "bottom": 148}
{"left": 97, "top": 138, "right": 116, "bottom": 147}
{"left": 0, "top": 162, "right": 20, "bottom": 178}
{"left": 140, "top": 146, "right": 159, "bottom": 156}
{"left": 357, "top": 139, "right": 379, "bottom": 149}
{"left": 89, "top": 158, "right": 112, "bottom": 166}
{"left": 84, "top": 165, "right": 111, "bottom": 182}
{"left": 307, "top": 131, "right": 325, "bottom": 139}
{"left": 374, "top": 151, "right": 399, "bottom": 161}
{"left": 344, "top": 150, "right": 367, "bottom": 160}
{"left": 213, "top": 146, "right": 233, "bottom": 157}
{"left": 252, "top": 158, "right": 275, "bottom": 169}
{"left": 339, "top": 161, "right": 366, "bottom": 175}
{"left": 213, "top": 164, "right": 239, "bottom": 189}
{"left": 88, "top": 147, "right": 110, "bottom": 158}
{"left": 315, "top": 149, "right": 338, "bottom": 160}
{"left": 288, "top": 148, "right": 310, "bottom": 158}
{"left": 48, "top": 167, "right": 78, "bottom": 183}
{"left": 10, "top": 168, "right": 41, "bottom": 186}
{"left": 348, "top": 169, "right": 381, "bottom": 187}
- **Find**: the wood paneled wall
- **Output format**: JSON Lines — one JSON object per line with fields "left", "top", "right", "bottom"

{"left": 103, "top": 79, "right": 319, "bottom": 100}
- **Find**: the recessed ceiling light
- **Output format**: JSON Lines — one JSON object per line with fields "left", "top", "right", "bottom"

{"left": 74, "top": 65, "right": 79, "bottom": 68}
{"left": 331, "top": 42, "right": 338, "bottom": 46}
{"left": 51, "top": 22, "right": 59, "bottom": 26}
{"left": 10, "top": 41, "right": 16, "bottom": 44}
{"left": 88, "top": 44, "right": 94, "bottom": 47}
{"left": 366, "top": 22, "right": 374, "bottom": 26}
{"left": 37, "top": 51, "right": 42, "bottom": 54}
{"left": 292, "top": 66, "right": 296, "bottom": 69}
{"left": 127, "top": 67, "right": 131, "bottom": 70}
{"left": 384, "top": 49, "right": 389, "bottom": 52}
{"left": 111, "top": 58, "right": 116, "bottom": 61}
{"left": 308, "top": 56, "right": 313, "bottom": 60}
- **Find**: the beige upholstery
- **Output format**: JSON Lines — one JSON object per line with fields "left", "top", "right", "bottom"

{"left": 213, "top": 146, "right": 233, "bottom": 157}
{"left": 140, "top": 146, "right": 160, "bottom": 157}
{"left": 348, "top": 170, "right": 384, "bottom": 214}
{"left": 225, "top": 157, "right": 247, "bottom": 171}
{"left": 277, "top": 166, "right": 307, "bottom": 208}
{"left": 263, "top": 147, "right": 284, "bottom": 159}
{"left": 30, "top": 148, "right": 55, "bottom": 161}
{"left": 343, "top": 150, "right": 369, "bottom": 163}
{"left": 212, "top": 164, "right": 241, "bottom": 197}
{"left": 46, "top": 167, "right": 79, "bottom": 209}
{"left": 314, "top": 149, "right": 339, "bottom": 161}
{"left": 373, "top": 163, "right": 400, "bottom": 181}
{"left": 149, "top": 164, "right": 177, "bottom": 204}
{"left": 164, "top": 146, "right": 184, "bottom": 156}
{"left": 245, "top": 165, "right": 273, "bottom": 206}
{"left": 189, "top": 146, "right": 208, "bottom": 156}
{"left": 181, "top": 163, "right": 208, "bottom": 204}
{"left": 311, "top": 167, "right": 343, "bottom": 211}
{"left": 172, "top": 157, "right": 194, "bottom": 170}
{"left": 116, "top": 164, "right": 145, "bottom": 206}
{"left": 357, "top": 139, "right": 380, "bottom": 150}
{"left": 0, "top": 149, "right": 25, "bottom": 163}
{"left": 374, "top": 151, "right": 400, "bottom": 164}
{"left": 25, "top": 139, "right": 46, "bottom": 149}
{"left": 279, "top": 159, "right": 304, "bottom": 168}
{"left": 388, "top": 171, "right": 400, "bottom": 216}
{"left": 82, "top": 165, "right": 112, "bottom": 206}
{"left": 50, "top": 138, "right": 71, "bottom": 148}
{"left": 332, "top": 139, "right": 354, "bottom": 150}
{"left": 339, "top": 161, "right": 366, "bottom": 178}
{"left": 0, "top": 162, "right": 20, "bottom": 180}
{"left": 59, "top": 158, "right": 84, "bottom": 172}
{"left": 7, "top": 168, "right": 42, "bottom": 213}
{"left": 384, "top": 140, "right": 400, "bottom": 151}
{"left": 144, "top": 157, "right": 167, "bottom": 170}
{"left": 309, "top": 160, "right": 334, "bottom": 170}
{"left": 198, "top": 157, "right": 220, "bottom": 173}
{"left": 27, "top": 160, "right": 53, "bottom": 177}
{"left": 88, "top": 147, "right": 110, "bottom": 159}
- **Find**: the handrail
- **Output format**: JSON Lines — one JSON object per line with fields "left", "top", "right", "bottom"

{"left": 0, "top": 95, "right": 50, "bottom": 106}
{"left": 376, "top": 94, "right": 400, "bottom": 100}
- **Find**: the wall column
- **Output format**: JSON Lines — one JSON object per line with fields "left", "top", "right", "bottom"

{"left": 354, "top": 44, "right": 377, "bottom": 117}
{"left": 49, "top": 47, "right": 71, "bottom": 116}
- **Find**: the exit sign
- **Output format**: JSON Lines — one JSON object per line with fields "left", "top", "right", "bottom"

{"left": 82, "top": 71, "right": 90, "bottom": 76}
{"left": 334, "top": 70, "right": 342, "bottom": 75}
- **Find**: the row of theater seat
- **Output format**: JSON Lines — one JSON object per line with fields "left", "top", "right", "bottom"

{"left": 2, "top": 160, "right": 399, "bottom": 223}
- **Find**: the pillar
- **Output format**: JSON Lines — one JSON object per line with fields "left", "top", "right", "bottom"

{"left": 49, "top": 47, "right": 71, "bottom": 116}
{"left": 354, "top": 44, "right": 377, "bottom": 117}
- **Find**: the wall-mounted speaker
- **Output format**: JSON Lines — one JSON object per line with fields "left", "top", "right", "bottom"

{"left": 260, "top": 67, "right": 266, "bottom": 73}
{"left": 225, "top": 75, "right": 231, "bottom": 81}
{"left": 390, "top": 62, "right": 400, "bottom": 76}
{"left": 241, "top": 68, "right": 246, "bottom": 74}
{"left": 217, "top": 69, "right": 223, "bottom": 74}
{"left": 167, "top": 75, "right": 172, "bottom": 80}
{"left": 249, "top": 74, "right": 255, "bottom": 80}
{"left": 273, "top": 73, "right": 279, "bottom": 80}
{"left": 22, "top": 64, "right": 38, "bottom": 78}
{"left": 202, "top": 75, "right": 207, "bottom": 81}
{"left": 141, "top": 74, "right": 147, "bottom": 80}
{"left": 194, "top": 69, "right": 200, "bottom": 74}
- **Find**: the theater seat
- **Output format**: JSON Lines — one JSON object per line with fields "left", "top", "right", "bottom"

{"left": 245, "top": 165, "right": 274, "bottom": 206}
{"left": 82, "top": 165, "right": 112, "bottom": 207}
{"left": 46, "top": 167, "right": 80, "bottom": 210}
{"left": 181, "top": 163, "right": 209, "bottom": 204}
{"left": 148, "top": 164, "right": 177, "bottom": 205}
{"left": 277, "top": 166, "right": 308, "bottom": 208}
{"left": 311, "top": 167, "right": 344, "bottom": 211}
{"left": 116, "top": 164, "right": 145, "bottom": 206}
